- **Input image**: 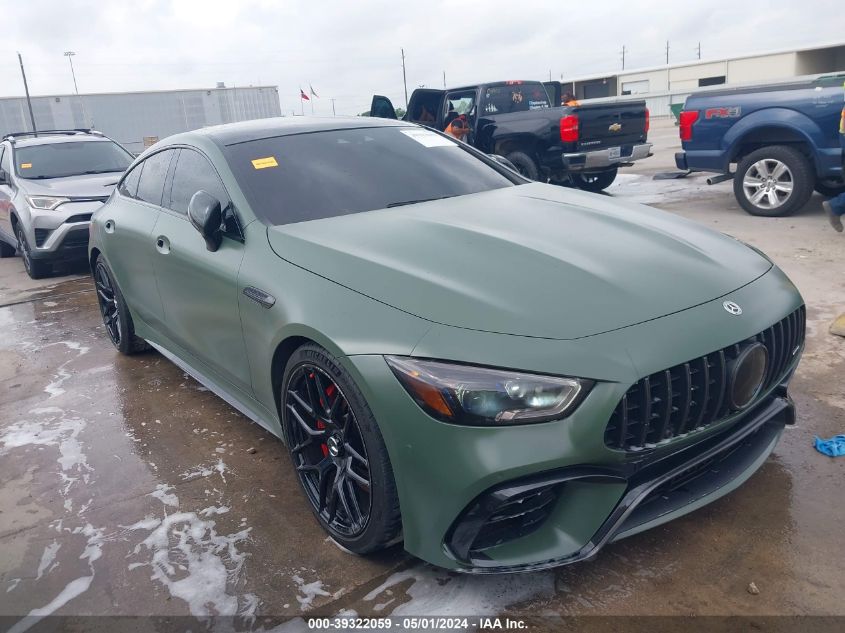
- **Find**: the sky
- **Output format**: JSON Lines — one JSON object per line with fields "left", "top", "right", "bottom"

{"left": 0, "top": 0, "right": 840, "bottom": 116}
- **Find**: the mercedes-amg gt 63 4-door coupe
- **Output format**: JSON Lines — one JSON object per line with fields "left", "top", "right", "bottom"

{"left": 89, "top": 117, "right": 804, "bottom": 573}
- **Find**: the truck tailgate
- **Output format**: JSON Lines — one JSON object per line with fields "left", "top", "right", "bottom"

{"left": 572, "top": 101, "right": 647, "bottom": 151}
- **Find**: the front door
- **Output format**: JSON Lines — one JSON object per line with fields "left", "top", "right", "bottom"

{"left": 151, "top": 148, "right": 251, "bottom": 394}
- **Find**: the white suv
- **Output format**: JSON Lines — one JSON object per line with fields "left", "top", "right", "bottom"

{"left": 0, "top": 129, "right": 134, "bottom": 279}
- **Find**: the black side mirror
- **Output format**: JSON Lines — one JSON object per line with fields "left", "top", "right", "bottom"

{"left": 188, "top": 190, "right": 223, "bottom": 252}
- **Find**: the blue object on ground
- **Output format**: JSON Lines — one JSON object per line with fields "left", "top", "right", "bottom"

{"left": 814, "top": 435, "right": 845, "bottom": 457}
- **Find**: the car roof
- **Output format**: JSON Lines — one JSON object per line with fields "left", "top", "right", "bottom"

{"left": 190, "top": 116, "right": 412, "bottom": 147}
{"left": 8, "top": 134, "right": 113, "bottom": 148}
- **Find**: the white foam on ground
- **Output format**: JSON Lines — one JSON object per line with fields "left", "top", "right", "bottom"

{"left": 148, "top": 484, "right": 179, "bottom": 508}
{"left": 0, "top": 409, "right": 90, "bottom": 512}
{"left": 35, "top": 541, "right": 61, "bottom": 580}
{"left": 179, "top": 458, "right": 228, "bottom": 483}
{"left": 292, "top": 574, "right": 332, "bottom": 611}
{"left": 126, "top": 509, "right": 255, "bottom": 617}
{"left": 43, "top": 341, "right": 90, "bottom": 398}
{"left": 364, "top": 564, "right": 555, "bottom": 616}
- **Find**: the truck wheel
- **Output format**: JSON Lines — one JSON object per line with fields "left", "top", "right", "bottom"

{"left": 814, "top": 179, "right": 845, "bottom": 198}
{"left": 734, "top": 146, "right": 813, "bottom": 217}
{"left": 572, "top": 168, "right": 618, "bottom": 193}
{"left": 505, "top": 151, "right": 540, "bottom": 181}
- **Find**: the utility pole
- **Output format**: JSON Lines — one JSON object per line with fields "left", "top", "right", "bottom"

{"left": 64, "top": 51, "right": 79, "bottom": 94}
{"left": 401, "top": 48, "right": 408, "bottom": 109}
{"left": 330, "top": 98, "right": 336, "bottom": 116}
{"left": 443, "top": 70, "right": 446, "bottom": 88}
{"left": 665, "top": 40, "right": 670, "bottom": 65}
{"left": 17, "top": 53, "right": 37, "bottom": 136}
{"left": 696, "top": 42, "right": 701, "bottom": 60}
{"left": 621, "top": 45, "right": 626, "bottom": 70}
{"left": 549, "top": 70, "right": 552, "bottom": 82}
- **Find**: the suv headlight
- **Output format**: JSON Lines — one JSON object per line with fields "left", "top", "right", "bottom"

{"left": 385, "top": 356, "right": 592, "bottom": 426}
{"left": 26, "top": 196, "right": 69, "bottom": 210}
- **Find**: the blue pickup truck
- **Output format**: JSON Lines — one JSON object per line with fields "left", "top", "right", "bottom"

{"left": 675, "top": 74, "right": 845, "bottom": 216}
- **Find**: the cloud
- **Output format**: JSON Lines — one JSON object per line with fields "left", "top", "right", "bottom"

{"left": 0, "top": 0, "right": 841, "bottom": 116}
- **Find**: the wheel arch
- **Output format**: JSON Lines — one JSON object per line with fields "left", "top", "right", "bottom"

{"left": 89, "top": 247, "right": 102, "bottom": 276}
{"left": 493, "top": 135, "right": 541, "bottom": 160}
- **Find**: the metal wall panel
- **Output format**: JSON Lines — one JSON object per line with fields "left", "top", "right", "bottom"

{"left": 0, "top": 86, "right": 282, "bottom": 153}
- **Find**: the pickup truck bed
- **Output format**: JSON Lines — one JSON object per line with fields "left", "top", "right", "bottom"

{"left": 675, "top": 74, "right": 845, "bottom": 216}
{"left": 371, "top": 80, "right": 651, "bottom": 192}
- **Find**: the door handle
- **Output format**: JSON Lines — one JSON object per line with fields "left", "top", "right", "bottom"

{"left": 155, "top": 235, "right": 171, "bottom": 254}
{"left": 104, "top": 220, "right": 115, "bottom": 234}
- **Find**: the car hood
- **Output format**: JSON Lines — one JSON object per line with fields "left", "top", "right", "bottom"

{"left": 18, "top": 172, "right": 122, "bottom": 198}
{"left": 266, "top": 183, "right": 772, "bottom": 340}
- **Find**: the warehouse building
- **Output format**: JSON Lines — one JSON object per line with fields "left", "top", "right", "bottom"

{"left": 0, "top": 85, "right": 282, "bottom": 153}
{"left": 564, "top": 41, "right": 845, "bottom": 117}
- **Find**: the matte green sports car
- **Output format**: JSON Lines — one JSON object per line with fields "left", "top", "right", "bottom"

{"left": 89, "top": 117, "right": 804, "bottom": 573}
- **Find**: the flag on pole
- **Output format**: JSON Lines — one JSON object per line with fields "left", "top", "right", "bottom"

{"left": 300, "top": 88, "right": 310, "bottom": 101}
{"left": 309, "top": 84, "right": 319, "bottom": 98}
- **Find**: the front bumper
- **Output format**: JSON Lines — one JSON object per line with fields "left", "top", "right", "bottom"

{"left": 27, "top": 200, "right": 102, "bottom": 260}
{"left": 343, "top": 266, "right": 803, "bottom": 572}
{"left": 562, "top": 142, "right": 652, "bottom": 171}
{"left": 445, "top": 393, "right": 791, "bottom": 572}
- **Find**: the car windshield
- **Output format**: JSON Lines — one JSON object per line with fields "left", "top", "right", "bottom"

{"left": 15, "top": 140, "right": 133, "bottom": 180}
{"left": 225, "top": 126, "right": 516, "bottom": 226}
{"left": 480, "top": 82, "right": 551, "bottom": 115}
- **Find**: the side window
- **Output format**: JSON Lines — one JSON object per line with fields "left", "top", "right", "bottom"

{"left": 167, "top": 149, "right": 229, "bottom": 216}
{"left": 118, "top": 162, "right": 143, "bottom": 199}
{"left": 136, "top": 150, "right": 175, "bottom": 206}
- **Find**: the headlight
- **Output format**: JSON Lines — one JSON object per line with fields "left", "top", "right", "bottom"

{"left": 25, "top": 196, "right": 69, "bottom": 210}
{"left": 385, "top": 356, "right": 591, "bottom": 426}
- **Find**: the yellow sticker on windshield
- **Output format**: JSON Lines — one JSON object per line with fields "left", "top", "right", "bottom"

{"left": 251, "top": 156, "right": 278, "bottom": 169}
{"left": 20, "top": 163, "right": 32, "bottom": 169}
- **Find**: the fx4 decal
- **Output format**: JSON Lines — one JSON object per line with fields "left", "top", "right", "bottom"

{"left": 705, "top": 106, "right": 741, "bottom": 119}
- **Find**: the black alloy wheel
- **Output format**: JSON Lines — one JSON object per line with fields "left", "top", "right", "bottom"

{"left": 95, "top": 260, "right": 122, "bottom": 346}
{"left": 284, "top": 364, "right": 372, "bottom": 538}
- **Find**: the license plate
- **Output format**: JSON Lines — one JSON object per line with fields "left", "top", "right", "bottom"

{"left": 608, "top": 146, "right": 621, "bottom": 159}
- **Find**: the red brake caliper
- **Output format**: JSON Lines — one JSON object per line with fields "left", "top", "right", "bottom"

{"left": 314, "top": 375, "right": 337, "bottom": 458}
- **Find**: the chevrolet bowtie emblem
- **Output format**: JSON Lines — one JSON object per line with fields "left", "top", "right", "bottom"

{"left": 608, "top": 122, "right": 622, "bottom": 132}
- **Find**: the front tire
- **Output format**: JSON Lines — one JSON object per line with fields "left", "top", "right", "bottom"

{"left": 734, "top": 145, "right": 813, "bottom": 217}
{"left": 572, "top": 168, "right": 618, "bottom": 193}
{"left": 93, "top": 255, "right": 150, "bottom": 355}
{"left": 504, "top": 151, "right": 540, "bottom": 181}
{"left": 15, "top": 225, "right": 50, "bottom": 279}
{"left": 281, "top": 343, "right": 401, "bottom": 554}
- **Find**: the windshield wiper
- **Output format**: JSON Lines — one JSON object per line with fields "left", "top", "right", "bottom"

{"left": 80, "top": 169, "right": 125, "bottom": 175}
{"left": 387, "top": 195, "right": 456, "bottom": 208}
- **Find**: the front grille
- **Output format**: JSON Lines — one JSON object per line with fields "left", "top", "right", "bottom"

{"left": 605, "top": 305, "right": 805, "bottom": 451}
{"left": 470, "top": 486, "right": 558, "bottom": 551}
{"left": 34, "top": 228, "right": 51, "bottom": 247}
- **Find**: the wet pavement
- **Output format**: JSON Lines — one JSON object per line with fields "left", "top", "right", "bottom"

{"left": 1, "top": 120, "right": 844, "bottom": 629}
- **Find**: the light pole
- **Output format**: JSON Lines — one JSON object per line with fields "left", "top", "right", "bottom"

{"left": 64, "top": 51, "right": 79, "bottom": 94}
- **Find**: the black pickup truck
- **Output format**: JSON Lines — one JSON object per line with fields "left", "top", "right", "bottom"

{"left": 370, "top": 80, "right": 651, "bottom": 191}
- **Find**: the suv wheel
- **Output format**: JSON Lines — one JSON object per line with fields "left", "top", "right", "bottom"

{"left": 734, "top": 145, "right": 813, "bottom": 217}
{"left": 15, "top": 224, "right": 50, "bottom": 279}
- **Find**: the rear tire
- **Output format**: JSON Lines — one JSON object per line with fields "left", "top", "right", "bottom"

{"left": 734, "top": 145, "right": 813, "bottom": 217}
{"left": 94, "top": 255, "right": 150, "bottom": 355}
{"left": 505, "top": 151, "right": 540, "bottom": 181}
{"left": 572, "top": 168, "right": 618, "bottom": 193}
{"left": 281, "top": 343, "right": 402, "bottom": 554}
{"left": 814, "top": 179, "right": 845, "bottom": 198}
